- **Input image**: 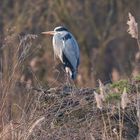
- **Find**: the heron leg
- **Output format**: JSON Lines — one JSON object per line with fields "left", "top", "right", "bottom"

{"left": 65, "top": 72, "right": 70, "bottom": 85}
{"left": 64, "top": 67, "right": 72, "bottom": 85}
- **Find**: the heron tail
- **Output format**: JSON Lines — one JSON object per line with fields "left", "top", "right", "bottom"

{"left": 65, "top": 67, "right": 77, "bottom": 80}
{"left": 71, "top": 71, "right": 77, "bottom": 80}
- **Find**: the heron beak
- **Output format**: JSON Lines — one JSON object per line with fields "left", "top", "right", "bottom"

{"left": 41, "top": 31, "right": 55, "bottom": 35}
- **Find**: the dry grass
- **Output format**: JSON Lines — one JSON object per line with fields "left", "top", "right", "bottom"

{"left": 0, "top": 12, "right": 140, "bottom": 140}
{"left": 0, "top": 30, "right": 43, "bottom": 140}
{"left": 0, "top": 72, "right": 139, "bottom": 140}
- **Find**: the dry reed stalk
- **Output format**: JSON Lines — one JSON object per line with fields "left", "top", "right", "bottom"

{"left": 127, "top": 12, "right": 138, "bottom": 39}
{"left": 136, "top": 84, "right": 140, "bottom": 139}
{"left": 127, "top": 12, "right": 140, "bottom": 50}
{"left": 121, "top": 87, "right": 129, "bottom": 109}
{"left": 127, "top": 14, "right": 140, "bottom": 139}
{"left": 94, "top": 91, "right": 103, "bottom": 110}
{"left": 26, "top": 116, "right": 45, "bottom": 139}
{"left": 90, "top": 133, "right": 96, "bottom": 140}
{"left": 0, "top": 121, "right": 21, "bottom": 140}
{"left": 98, "top": 79, "right": 105, "bottom": 101}
{"left": 0, "top": 32, "right": 39, "bottom": 140}
{"left": 101, "top": 113, "right": 109, "bottom": 140}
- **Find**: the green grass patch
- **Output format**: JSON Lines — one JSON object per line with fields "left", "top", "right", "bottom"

{"left": 111, "top": 79, "right": 130, "bottom": 93}
{"left": 105, "top": 93, "right": 121, "bottom": 102}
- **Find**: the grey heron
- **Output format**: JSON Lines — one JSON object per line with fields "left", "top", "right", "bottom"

{"left": 42, "top": 26, "right": 80, "bottom": 80}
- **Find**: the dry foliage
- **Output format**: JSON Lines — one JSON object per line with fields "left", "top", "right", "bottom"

{"left": 121, "top": 87, "right": 129, "bottom": 109}
{"left": 98, "top": 79, "right": 106, "bottom": 101}
{"left": 94, "top": 91, "right": 103, "bottom": 109}
{"left": 0, "top": 1, "right": 140, "bottom": 86}
{"left": 127, "top": 12, "right": 138, "bottom": 39}
{"left": 0, "top": 2, "right": 140, "bottom": 140}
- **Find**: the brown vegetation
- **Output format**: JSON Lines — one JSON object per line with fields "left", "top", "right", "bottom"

{"left": 0, "top": 1, "right": 140, "bottom": 140}
{"left": 0, "top": 0, "right": 140, "bottom": 86}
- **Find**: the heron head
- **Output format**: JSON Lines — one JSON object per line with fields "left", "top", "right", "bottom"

{"left": 41, "top": 26, "right": 68, "bottom": 36}
{"left": 54, "top": 26, "right": 68, "bottom": 32}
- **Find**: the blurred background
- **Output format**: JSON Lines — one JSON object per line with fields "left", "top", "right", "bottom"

{"left": 0, "top": 0, "right": 140, "bottom": 87}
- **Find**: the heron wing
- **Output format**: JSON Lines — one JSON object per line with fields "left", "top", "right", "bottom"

{"left": 62, "top": 33, "right": 80, "bottom": 70}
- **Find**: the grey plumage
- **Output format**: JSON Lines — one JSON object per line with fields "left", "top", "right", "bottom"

{"left": 42, "top": 26, "right": 80, "bottom": 80}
